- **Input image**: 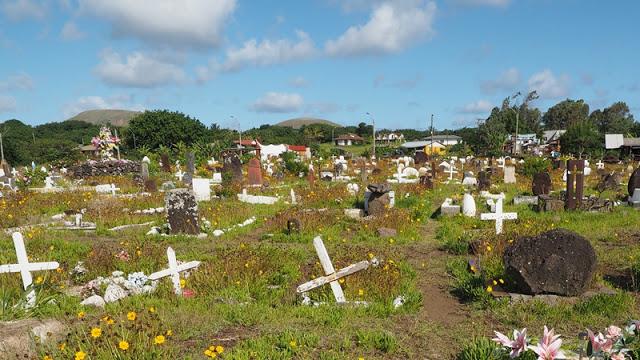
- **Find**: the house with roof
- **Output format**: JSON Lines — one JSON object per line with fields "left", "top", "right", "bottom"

{"left": 287, "top": 145, "right": 311, "bottom": 159}
{"left": 422, "top": 135, "right": 462, "bottom": 146}
{"left": 606, "top": 134, "right": 640, "bottom": 160}
{"left": 401, "top": 140, "right": 446, "bottom": 155}
{"left": 334, "top": 133, "right": 364, "bottom": 146}
{"left": 375, "top": 132, "right": 404, "bottom": 145}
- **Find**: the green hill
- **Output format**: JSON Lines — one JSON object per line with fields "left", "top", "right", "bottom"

{"left": 66, "top": 109, "right": 141, "bottom": 127}
{"left": 275, "top": 117, "right": 342, "bottom": 129}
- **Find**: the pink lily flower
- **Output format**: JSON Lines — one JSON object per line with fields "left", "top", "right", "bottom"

{"left": 588, "top": 329, "right": 614, "bottom": 354}
{"left": 528, "top": 327, "right": 565, "bottom": 360}
{"left": 606, "top": 325, "right": 623, "bottom": 340}
{"left": 492, "top": 328, "right": 528, "bottom": 358}
{"left": 611, "top": 353, "right": 626, "bottom": 360}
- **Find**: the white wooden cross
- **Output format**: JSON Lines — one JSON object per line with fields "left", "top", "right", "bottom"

{"left": 11, "top": 167, "right": 18, "bottom": 177}
{"left": 175, "top": 170, "right": 185, "bottom": 182}
{"left": 447, "top": 163, "right": 458, "bottom": 181}
{"left": 296, "top": 236, "right": 369, "bottom": 303}
{"left": 480, "top": 198, "right": 517, "bottom": 235}
{"left": 0, "top": 232, "right": 59, "bottom": 307}
{"left": 107, "top": 183, "right": 119, "bottom": 195}
{"left": 148, "top": 247, "right": 201, "bottom": 296}
{"left": 596, "top": 160, "right": 605, "bottom": 170}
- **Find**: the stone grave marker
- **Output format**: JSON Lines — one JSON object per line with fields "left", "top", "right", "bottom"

{"left": 222, "top": 152, "right": 243, "bottom": 182}
{"left": 212, "top": 172, "right": 222, "bottom": 184}
{"left": 478, "top": 171, "right": 491, "bottom": 191}
{"left": 149, "top": 247, "right": 201, "bottom": 296}
{"left": 503, "top": 166, "right": 516, "bottom": 184}
{"left": 247, "top": 158, "right": 263, "bottom": 186}
{"left": 440, "top": 198, "right": 460, "bottom": 216}
{"left": 365, "top": 183, "right": 392, "bottom": 216}
{"left": 165, "top": 189, "right": 200, "bottom": 235}
{"left": 287, "top": 218, "right": 301, "bottom": 234}
{"left": 160, "top": 154, "right": 171, "bottom": 172}
{"left": 480, "top": 198, "right": 517, "bottom": 234}
{"left": 141, "top": 162, "right": 149, "bottom": 181}
{"left": 630, "top": 189, "right": 640, "bottom": 208}
{"left": 628, "top": 167, "right": 640, "bottom": 198}
{"left": 296, "top": 236, "right": 369, "bottom": 303}
{"left": 532, "top": 172, "right": 552, "bottom": 196}
{"left": 0, "top": 232, "right": 59, "bottom": 307}
{"left": 192, "top": 178, "right": 211, "bottom": 202}
{"left": 144, "top": 179, "right": 157, "bottom": 192}
{"left": 503, "top": 229, "right": 596, "bottom": 296}
{"left": 565, "top": 160, "right": 585, "bottom": 210}
{"left": 462, "top": 171, "right": 477, "bottom": 187}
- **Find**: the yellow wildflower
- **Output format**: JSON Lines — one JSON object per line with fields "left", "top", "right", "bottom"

{"left": 90, "top": 327, "right": 102, "bottom": 338}
{"left": 74, "top": 351, "right": 86, "bottom": 360}
{"left": 118, "top": 340, "right": 129, "bottom": 351}
{"left": 154, "top": 335, "right": 166, "bottom": 345}
{"left": 127, "top": 311, "right": 136, "bottom": 321}
{"left": 77, "top": 311, "right": 85, "bottom": 320}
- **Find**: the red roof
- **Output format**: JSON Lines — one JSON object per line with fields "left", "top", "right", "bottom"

{"left": 234, "top": 139, "right": 261, "bottom": 147}
{"left": 335, "top": 133, "right": 364, "bottom": 141}
{"left": 288, "top": 145, "right": 307, "bottom": 152}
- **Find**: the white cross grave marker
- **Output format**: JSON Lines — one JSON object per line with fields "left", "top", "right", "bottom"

{"left": 290, "top": 188, "right": 297, "bottom": 205}
{"left": 447, "top": 163, "right": 458, "bottom": 181}
{"left": 0, "top": 232, "right": 59, "bottom": 307}
{"left": 296, "top": 236, "right": 369, "bottom": 303}
{"left": 148, "top": 247, "right": 201, "bottom": 295}
{"left": 596, "top": 160, "right": 605, "bottom": 170}
{"left": 11, "top": 167, "right": 18, "bottom": 177}
{"left": 175, "top": 170, "right": 185, "bottom": 182}
{"left": 480, "top": 198, "right": 517, "bottom": 235}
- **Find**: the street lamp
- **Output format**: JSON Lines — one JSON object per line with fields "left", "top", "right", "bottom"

{"left": 511, "top": 92, "right": 521, "bottom": 155}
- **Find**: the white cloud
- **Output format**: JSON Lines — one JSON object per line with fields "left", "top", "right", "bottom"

{"left": 221, "top": 31, "right": 316, "bottom": 72}
{"left": 0, "top": 72, "right": 34, "bottom": 91}
{"left": 0, "top": 95, "right": 16, "bottom": 113}
{"left": 325, "top": 0, "right": 437, "bottom": 56}
{"left": 289, "top": 76, "right": 309, "bottom": 88}
{"left": 78, "top": 0, "right": 236, "bottom": 48}
{"left": 450, "top": 0, "right": 510, "bottom": 7}
{"left": 250, "top": 92, "right": 304, "bottom": 113}
{"left": 1, "top": 0, "right": 47, "bottom": 21}
{"left": 60, "top": 21, "right": 86, "bottom": 40}
{"left": 95, "top": 49, "right": 186, "bottom": 88}
{"left": 481, "top": 67, "right": 520, "bottom": 94}
{"left": 62, "top": 94, "right": 144, "bottom": 118}
{"left": 528, "top": 69, "right": 570, "bottom": 100}
{"left": 459, "top": 99, "right": 494, "bottom": 114}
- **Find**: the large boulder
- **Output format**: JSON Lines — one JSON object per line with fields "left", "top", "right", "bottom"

{"left": 503, "top": 229, "right": 596, "bottom": 296}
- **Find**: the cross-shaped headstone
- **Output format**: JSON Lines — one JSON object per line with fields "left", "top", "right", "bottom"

{"left": 447, "top": 163, "right": 458, "bottom": 181}
{"left": 107, "top": 183, "right": 119, "bottom": 195}
{"left": 175, "top": 170, "right": 185, "bottom": 182}
{"left": 0, "top": 232, "right": 59, "bottom": 307}
{"left": 148, "top": 247, "right": 201, "bottom": 295}
{"left": 596, "top": 160, "right": 605, "bottom": 170}
{"left": 10, "top": 167, "right": 18, "bottom": 177}
{"left": 75, "top": 213, "right": 83, "bottom": 227}
{"left": 296, "top": 236, "right": 369, "bottom": 303}
{"left": 480, "top": 198, "right": 517, "bottom": 235}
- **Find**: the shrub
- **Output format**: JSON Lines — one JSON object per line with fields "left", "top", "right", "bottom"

{"left": 520, "top": 157, "right": 551, "bottom": 177}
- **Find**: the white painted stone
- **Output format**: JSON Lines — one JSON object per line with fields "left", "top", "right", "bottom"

{"left": 95, "top": 183, "right": 119, "bottom": 196}
{"left": 462, "top": 193, "right": 477, "bottom": 217}
{"left": 212, "top": 172, "right": 222, "bottom": 184}
{"left": 80, "top": 294, "right": 106, "bottom": 308}
{"left": 503, "top": 166, "right": 516, "bottom": 184}
{"left": 103, "top": 283, "right": 127, "bottom": 303}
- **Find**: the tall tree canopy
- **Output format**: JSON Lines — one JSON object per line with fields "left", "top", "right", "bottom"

{"left": 542, "top": 99, "right": 589, "bottom": 130}
{"left": 590, "top": 101, "right": 637, "bottom": 136}
{"left": 126, "top": 110, "right": 208, "bottom": 150}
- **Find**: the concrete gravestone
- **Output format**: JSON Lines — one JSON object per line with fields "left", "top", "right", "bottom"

{"left": 247, "top": 158, "right": 263, "bottom": 186}
{"left": 222, "top": 152, "right": 243, "bottom": 182}
{"left": 503, "top": 229, "right": 596, "bottom": 296}
{"left": 184, "top": 152, "right": 195, "bottom": 186}
{"left": 161, "top": 154, "right": 171, "bottom": 172}
{"left": 192, "top": 178, "right": 211, "bottom": 202}
{"left": 628, "top": 168, "right": 640, "bottom": 198}
{"left": 532, "top": 172, "right": 552, "bottom": 196}
{"left": 165, "top": 189, "right": 200, "bottom": 235}
{"left": 462, "top": 193, "right": 476, "bottom": 217}
{"left": 503, "top": 166, "right": 516, "bottom": 184}
{"left": 565, "top": 160, "right": 585, "bottom": 210}
{"left": 141, "top": 162, "right": 149, "bottom": 181}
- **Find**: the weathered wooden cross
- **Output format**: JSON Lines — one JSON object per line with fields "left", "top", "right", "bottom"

{"left": 296, "top": 236, "right": 369, "bottom": 303}
{"left": 447, "top": 163, "right": 458, "bottom": 181}
{"left": 175, "top": 170, "right": 185, "bottom": 182}
{"left": 148, "top": 247, "right": 201, "bottom": 295}
{"left": 480, "top": 198, "right": 517, "bottom": 235}
{"left": 0, "top": 232, "right": 59, "bottom": 307}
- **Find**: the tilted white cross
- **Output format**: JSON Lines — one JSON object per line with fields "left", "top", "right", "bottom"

{"left": 480, "top": 198, "right": 517, "bottom": 235}
{"left": 296, "top": 236, "right": 369, "bottom": 303}
{"left": 148, "top": 247, "right": 201, "bottom": 295}
{"left": 108, "top": 183, "right": 119, "bottom": 196}
{"left": 0, "top": 232, "right": 59, "bottom": 307}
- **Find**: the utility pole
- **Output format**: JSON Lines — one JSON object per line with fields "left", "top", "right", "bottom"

{"left": 367, "top": 112, "right": 375, "bottom": 159}
{"left": 430, "top": 114, "right": 434, "bottom": 156}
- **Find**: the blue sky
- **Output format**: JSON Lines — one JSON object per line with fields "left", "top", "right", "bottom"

{"left": 0, "top": 0, "right": 638, "bottom": 130}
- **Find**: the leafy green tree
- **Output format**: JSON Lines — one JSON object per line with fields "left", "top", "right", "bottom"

{"left": 126, "top": 110, "right": 208, "bottom": 150}
{"left": 542, "top": 99, "right": 589, "bottom": 130}
{"left": 478, "top": 108, "right": 508, "bottom": 156}
{"left": 559, "top": 120, "right": 601, "bottom": 158}
{"left": 590, "top": 102, "right": 637, "bottom": 136}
